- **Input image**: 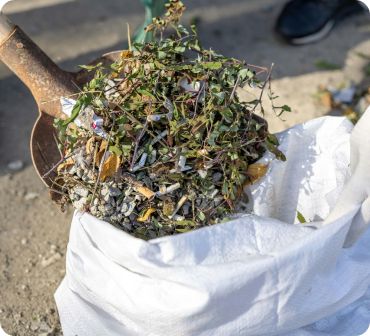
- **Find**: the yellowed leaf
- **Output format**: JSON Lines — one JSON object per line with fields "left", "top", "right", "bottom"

{"left": 137, "top": 208, "right": 156, "bottom": 222}
{"left": 95, "top": 140, "right": 108, "bottom": 167}
{"left": 57, "top": 157, "right": 74, "bottom": 173}
{"left": 246, "top": 163, "right": 269, "bottom": 185}
{"left": 320, "top": 91, "right": 333, "bottom": 109}
{"left": 136, "top": 186, "right": 155, "bottom": 199}
{"left": 342, "top": 107, "right": 358, "bottom": 122}
{"left": 163, "top": 199, "right": 175, "bottom": 217}
{"left": 86, "top": 137, "right": 96, "bottom": 155}
{"left": 100, "top": 154, "right": 121, "bottom": 181}
{"left": 121, "top": 50, "right": 133, "bottom": 58}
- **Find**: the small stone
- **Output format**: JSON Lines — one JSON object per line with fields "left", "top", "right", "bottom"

{"left": 103, "top": 193, "right": 110, "bottom": 203}
{"left": 24, "top": 192, "right": 39, "bottom": 201}
{"left": 182, "top": 202, "right": 190, "bottom": 216}
{"left": 21, "top": 238, "right": 28, "bottom": 245}
{"left": 7, "top": 160, "right": 23, "bottom": 171}
{"left": 76, "top": 168, "right": 84, "bottom": 178}
{"left": 69, "top": 166, "right": 77, "bottom": 175}
{"left": 41, "top": 252, "right": 62, "bottom": 268}
{"left": 30, "top": 321, "right": 39, "bottom": 332}
{"left": 198, "top": 169, "right": 207, "bottom": 179}
{"left": 120, "top": 203, "right": 128, "bottom": 213}
{"left": 104, "top": 204, "right": 113, "bottom": 211}
{"left": 109, "top": 187, "right": 121, "bottom": 197}
{"left": 74, "top": 186, "right": 89, "bottom": 197}
{"left": 212, "top": 172, "right": 223, "bottom": 183}
{"left": 38, "top": 321, "right": 51, "bottom": 332}
{"left": 73, "top": 198, "right": 88, "bottom": 211}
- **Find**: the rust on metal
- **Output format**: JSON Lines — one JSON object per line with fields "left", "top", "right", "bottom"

{"left": 0, "top": 26, "right": 77, "bottom": 119}
{"left": 29, "top": 51, "right": 121, "bottom": 188}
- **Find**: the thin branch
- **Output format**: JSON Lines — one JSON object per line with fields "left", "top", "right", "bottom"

{"left": 251, "top": 63, "right": 274, "bottom": 115}
{"left": 130, "top": 118, "right": 149, "bottom": 171}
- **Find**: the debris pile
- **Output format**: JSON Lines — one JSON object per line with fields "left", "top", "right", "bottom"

{"left": 51, "top": 0, "right": 286, "bottom": 239}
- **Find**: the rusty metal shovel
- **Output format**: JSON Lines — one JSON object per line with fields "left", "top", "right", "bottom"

{"left": 0, "top": 11, "right": 119, "bottom": 188}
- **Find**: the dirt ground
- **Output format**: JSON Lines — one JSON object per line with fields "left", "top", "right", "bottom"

{"left": 0, "top": 0, "right": 370, "bottom": 335}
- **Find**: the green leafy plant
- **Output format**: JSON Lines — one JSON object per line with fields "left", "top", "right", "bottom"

{"left": 51, "top": 0, "right": 288, "bottom": 239}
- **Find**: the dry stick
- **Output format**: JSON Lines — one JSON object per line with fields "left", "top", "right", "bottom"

{"left": 251, "top": 63, "right": 274, "bottom": 115}
{"left": 127, "top": 23, "right": 132, "bottom": 51}
{"left": 114, "top": 104, "right": 168, "bottom": 149}
{"left": 193, "top": 81, "right": 205, "bottom": 118}
{"left": 229, "top": 74, "right": 241, "bottom": 103}
{"left": 42, "top": 134, "right": 74, "bottom": 178}
{"left": 42, "top": 153, "right": 75, "bottom": 179}
{"left": 90, "top": 118, "right": 116, "bottom": 206}
{"left": 130, "top": 118, "right": 149, "bottom": 171}
{"left": 246, "top": 63, "right": 268, "bottom": 73}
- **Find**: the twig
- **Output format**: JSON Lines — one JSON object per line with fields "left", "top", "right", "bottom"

{"left": 42, "top": 153, "right": 74, "bottom": 178}
{"left": 193, "top": 81, "right": 205, "bottom": 118}
{"left": 42, "top": 134, "right": 72, "bottom": 178}
{"left": 251, "top": 63, "right": 274, "bottom": 114}
{"left": 90, "top": 117, "right": 116, "bottom": 206}
{"left": 127, "top": 23, "right": 132, "bottom": 51}
{"left": 229, "top": 74, "right": 241, "bottom": 103}
{"left": 130, "top": 118, "right": 149, "bottom": 171}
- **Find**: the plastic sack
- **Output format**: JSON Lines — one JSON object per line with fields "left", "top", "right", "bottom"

{"left": 55, "top": 107, "right": 370, "bottom": 336}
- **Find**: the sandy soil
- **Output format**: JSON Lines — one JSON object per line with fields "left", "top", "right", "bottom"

{"left": 0, "top": 0, "right": 370, "bottom": 334}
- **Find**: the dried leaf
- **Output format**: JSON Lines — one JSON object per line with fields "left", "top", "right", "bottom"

{"left": 320, "top": 91, "right": 333, "bottom": 109}
{"left": 121, "top": 50, "right": 134, "bottom": 58}
{"left": 95, "top": 140, "right": 108, "bottom": 167}
{"left": 136, "top": 186, "right": 155, "bottom": 199}
{"left": 57, "top": 157, "right": 75, "bottom": 173}
{"left": 100, "top": 154, "right": 121, "bottom": 181}
{"left": 246, "top": 163, "right": 268, "bottom": 185}
{"left": 138, "top": 208, "right": 156, "bottom": 222}
{"left": 163, "top": 199, "right": 175, "bottom": 217}
{"left": 86, "top": 137, "right": 96, "bottom": 155}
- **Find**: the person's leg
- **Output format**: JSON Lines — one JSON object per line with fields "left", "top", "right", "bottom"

{"left": 275, "top": 0, "right": 366, "bottom": 45}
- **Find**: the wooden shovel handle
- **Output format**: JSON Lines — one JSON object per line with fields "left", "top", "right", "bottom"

{"left": 0, "top": 14, "right": 77, "bottom": 119}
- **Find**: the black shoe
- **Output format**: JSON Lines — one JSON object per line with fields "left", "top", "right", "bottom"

{"left": 275, "top": 0, "right": 366, "bottom": 45}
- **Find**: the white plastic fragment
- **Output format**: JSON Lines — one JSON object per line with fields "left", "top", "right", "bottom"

{"left": 60, "top": 97, "right": 107, "bottom": 138}
{"left": 156, "top": 182, "right": 181, "bottom": 197}
{"left": 151, "top": 130, "right": 168, "bottom": 145}
{"left": 169, "top": 194, "right": 188, "bottom": 219}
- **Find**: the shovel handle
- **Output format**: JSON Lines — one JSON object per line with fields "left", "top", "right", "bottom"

{"left": 0, "top": 13, "right": 77, "bottom": 119}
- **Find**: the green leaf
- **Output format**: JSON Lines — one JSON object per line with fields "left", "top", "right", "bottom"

{"left": 281, "top": 105, "right": 291, "bottom": 112}
{"left": 201, "top": 61, "right": 222, "bottom": 70}
{"left": 62, "top": 100, "right": 83, "bottom": 127}
{"left": 220, "top": 108, "right": 233, "bottom": 123}
{"left": 198, "top": 211, "right": 206, "bottom": 221}
{"left": 109, "top": 145, "right": 123, "bottom": 156}
{"left": 158, "top": 51, "right": 166, "bottom": 59}
{"left": 174, "top": 46, "right": 186, "bottom": 53}
{"left": 238, "top": 68, "right": 254, "bottom": 81}
{"left": 79, "top": 63, "right": 102, "bottom": 71}
{"left": 137, "top": 89, "right": 156, "bottom": 100}
{"left": 297, "top": 211, "right": 307, "bottom": 224}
